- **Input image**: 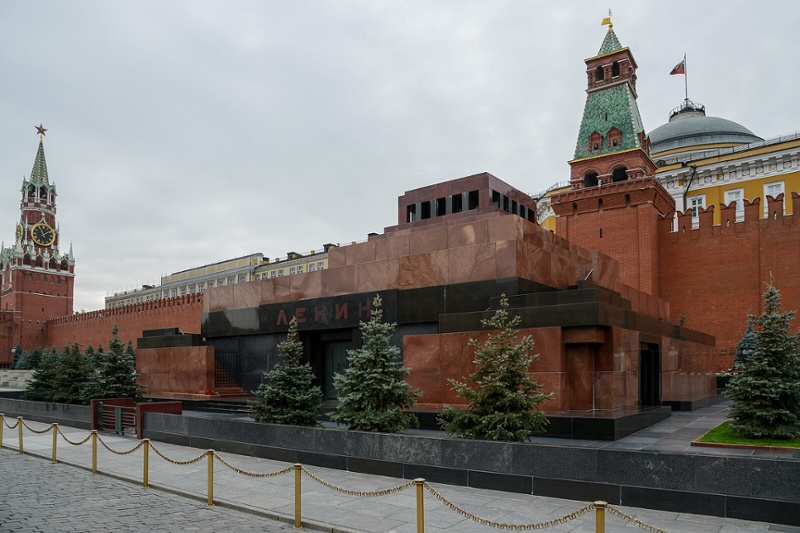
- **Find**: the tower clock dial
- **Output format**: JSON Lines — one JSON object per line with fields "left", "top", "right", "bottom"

{"left": 31, "top": 222, "right": 55, "bottom": 246}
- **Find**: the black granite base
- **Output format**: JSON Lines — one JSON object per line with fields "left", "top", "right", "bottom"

{"left": 546, "top": 406, "right": 673, "bottom": 441}
{"left": 663, "top": 393, "right": 726, "bottom": 412}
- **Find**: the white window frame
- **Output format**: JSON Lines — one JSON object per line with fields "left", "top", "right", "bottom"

{"left": 764, "top": 181, "right": 785, "bottom": 216}
{"left": 688, "top": 194, "right": 705, "bottom": 228}
{"left": 724, "top": 188, "right": 744, "bottom": 222}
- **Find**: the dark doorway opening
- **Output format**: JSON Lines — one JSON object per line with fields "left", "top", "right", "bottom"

{"left": 639, "top": 343, "right": 661, "bottom": 407}
{"left": 323, "top": 340, "right": 351, "bottom": 399}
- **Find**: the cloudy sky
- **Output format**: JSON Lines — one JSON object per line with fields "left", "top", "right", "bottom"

{"left": 1, "top": 1, "right": 797, "bottom": 312}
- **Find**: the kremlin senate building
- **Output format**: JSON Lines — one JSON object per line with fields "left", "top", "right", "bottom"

{"left": 3, "top": 20, "right": 799, "bottom": 433}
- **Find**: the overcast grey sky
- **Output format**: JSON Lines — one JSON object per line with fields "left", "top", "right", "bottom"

{"left": 1, "top": 1, "right": 798, "bottom": 312}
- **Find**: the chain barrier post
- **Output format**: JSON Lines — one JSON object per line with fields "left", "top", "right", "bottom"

{"left": 51, "top": 424, "right": 58, "bottom": 463}
{"left": 143, "top": 439, "right": 150, "bottom": 488}
{"left": 594, "top": 501, "right": 607, "bottom": 533}
{"left": 294, "top": 463, "right": 302, "bottom": 528}
{"left": 415, "top": 478, "right": 425, "bottom": 533}
{"left": 0, "top": 413, "right": 4, "bottom": 449}
{"left": 91, "top": 430, "right": 98, "bottom": 474}
{"left": 17, "top": 417, "right": 23, "bottom": 455}
{"left": 207, "top": 451, "right": 214, "bottom": 506}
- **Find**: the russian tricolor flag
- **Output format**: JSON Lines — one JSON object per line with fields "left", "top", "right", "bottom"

{"left": 670, "top": 60, "right": 686, "bottom": 75}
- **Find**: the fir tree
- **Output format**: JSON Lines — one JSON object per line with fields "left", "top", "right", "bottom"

{"left": 52, "top": 342, "right": 92, "bottom": 405}
{"left": 733, "top": 315, "right": 757, "bottom": 371}
{"left": 23, "top": 348, "right": 61, "bottom": 402}
{"left": 331, "top": 294, "right": 420, "bottom": 432}
{"left": 15, "top": 347, "right": 43, "bottom": 370}
{"left": 439, "top": 294, "right": 553, "bottom": 442}
{"left": 83, "top": 325, "right": 142, "bottom": 401}
{"left": 726, "top": 284, "right": 800, "bottom": 439}
{"left": 250, "top": 317, "right": 323, "bottom": 426}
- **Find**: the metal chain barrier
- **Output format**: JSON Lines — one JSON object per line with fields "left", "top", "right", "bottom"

{"left": 424, "top": 483, "right": 596, "bottom": 531}
{"left": 607, "top": 505, "right": 669, "bottom": 533}
{"left": 56, "top": 426, "right": 93, "bottom": 446}
{"left": 148, "top": 442, "right": 208, "bottom": 465}
{"left": 302, "top": 466, "right": 416, "bottom": 497}
{"left": 2, "top": 417, "right": 20, "bottom": 429}
{"left": 0, "top": 415, "right": 671, "bottom": 532}
{"left": 213, "top": 452, "right": 294, "bottom": 478}
{"left": 96, "top": 434, "right": 145, "bottom": 456}
{"left": 20, "top": 420, "right": 54, "bottom": 435}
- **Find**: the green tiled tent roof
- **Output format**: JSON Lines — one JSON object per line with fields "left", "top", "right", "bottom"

{"left": 574, "top": 84, "right": 644, "bottom": 160}
{"left": 597, "top": 28, "right": 622, "bottom": 56}
{"left": 29, "top": 139, "right": 49, "bottom": 186}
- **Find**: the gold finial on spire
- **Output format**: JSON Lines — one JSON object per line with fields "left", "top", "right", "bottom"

{"left": 601, "top": 9, "right": 613, "bottom": 30}
{"left": 35, "top": 124, "right": 47, "bottom": 139}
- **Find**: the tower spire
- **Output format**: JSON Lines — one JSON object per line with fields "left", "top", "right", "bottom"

{"left": 30, "top": 125, "right": 50, "bottom": 186}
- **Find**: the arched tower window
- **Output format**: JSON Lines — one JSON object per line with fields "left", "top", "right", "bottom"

{"left": 583, "top": 172, "right": 599, "bottom": 187}
{"left": 28, "top": 185, "right": 36, "bottom": 198}
{"left": 611, "top": 61, "right": 620, "bottom": 77}
{"left": 595, "top": 65, "right": 604, "bottom": 82}
{"left": 39, "top": 186, "right": 47, "bottom": 199}
{"left": 35, "top": 256, "right": 44, "bottom": 268}
{"left": 589, "top": 131, "right": 603, "bottom": 152}
{"left": 612, "top": 166, "right": 628, "bottom": 182}
{"left": 60, "top": 259, "right": 69, "bottom": 271}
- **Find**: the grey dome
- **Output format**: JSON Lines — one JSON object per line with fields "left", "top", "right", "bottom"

{"left": 649, "top": 101, "right": 762, "bottom": 156}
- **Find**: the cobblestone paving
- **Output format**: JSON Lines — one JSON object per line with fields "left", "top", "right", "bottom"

{"left": 0, "top": 451, "right": 298, "bottom": 532}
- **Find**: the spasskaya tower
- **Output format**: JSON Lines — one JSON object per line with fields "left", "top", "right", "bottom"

{"left": 0, "top": 125, "right": 75, "bottom": 359}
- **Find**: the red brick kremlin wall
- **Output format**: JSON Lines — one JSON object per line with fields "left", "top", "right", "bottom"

{"left": 45, "top": 295, "right": 203, "bottom": 351}
{"left": 658, "top": 193, "right": 800, "bottom": 372}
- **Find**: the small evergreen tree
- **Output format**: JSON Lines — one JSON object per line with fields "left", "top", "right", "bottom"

{"left": 440, "top": 294, "right": 553, "bottom": 442}
{"left": 15, "top": 347, "right": 43, "bottom": 370}
{"left": 331, "top": 295, "right": 420, "bottom": 432}
{"left": 52, "top": 342, "right": 92, "bottom": 405}
{"left": 733, "top": 315, "right": 757, "bottom": 371}
{"left": 250, "top": 317, "right": 323, "bottom": 426}
{"left": 23, "top": 348, "right": 61, "bottom": 402}
{"left": 726, "top": 284, "right": 800, "bottom": 439}
{"left": 83, "top": 325, "right": 142, "bottom": 401}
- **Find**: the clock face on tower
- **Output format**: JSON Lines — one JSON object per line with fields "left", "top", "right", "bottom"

{"left": 31, "top": 222, "right": 56, "bottom": 246}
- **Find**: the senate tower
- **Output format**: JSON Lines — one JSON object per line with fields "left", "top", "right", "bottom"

{"left": 0, "top": 126, "right": 75, "bottom": 360}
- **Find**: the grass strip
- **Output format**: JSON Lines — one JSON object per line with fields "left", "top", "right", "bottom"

{"left": 697, "top": 421, "right": 800, "bottom": 448}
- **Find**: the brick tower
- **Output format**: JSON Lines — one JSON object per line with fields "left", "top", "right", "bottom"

{"left": 0, "top": 126, "right": 75, "bottom": 359}
{"left": 551, "top": 19, "right": 673, "bottom": 296}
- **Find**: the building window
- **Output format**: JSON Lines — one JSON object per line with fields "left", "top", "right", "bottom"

{"left": 208, "top": 280, "right": 215, "bottom": 288}
{"left": 318, "top": 262, "right": 325, "bottom": 270}
{"left": 689, "top": 195, "right": 705, "bottom": 228}
{"left": 270, "top": 271, "right": 277, "bottom": 278}
{"left": 278, "top": 270, "right": 284, "bottom": 277}
{"left": 297, "top": 265, "right": 304, "bottom": 274}
{"left": 180, "top": 287, "right": 186, "bottom": 295}
{"left": 228, "top": 276, "right": 236, "bottom": 285}
{"left": 309, "top": 263, "right": 316, "bottom": 272}
{"left": 239, "top": 274, "right": 246, "bottom": 283}
{"left": 724, "top": 188, "right": 745, "bottom": 222}
{"left": 764, "top": 181, "right": 785, "bottom": 216}
{"left": 289, "top": 267, "right": 296, "bottom": 275}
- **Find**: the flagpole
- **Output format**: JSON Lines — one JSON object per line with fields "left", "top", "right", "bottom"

{"left": 684, "top": 53, "right": 688, "bottom": 102}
